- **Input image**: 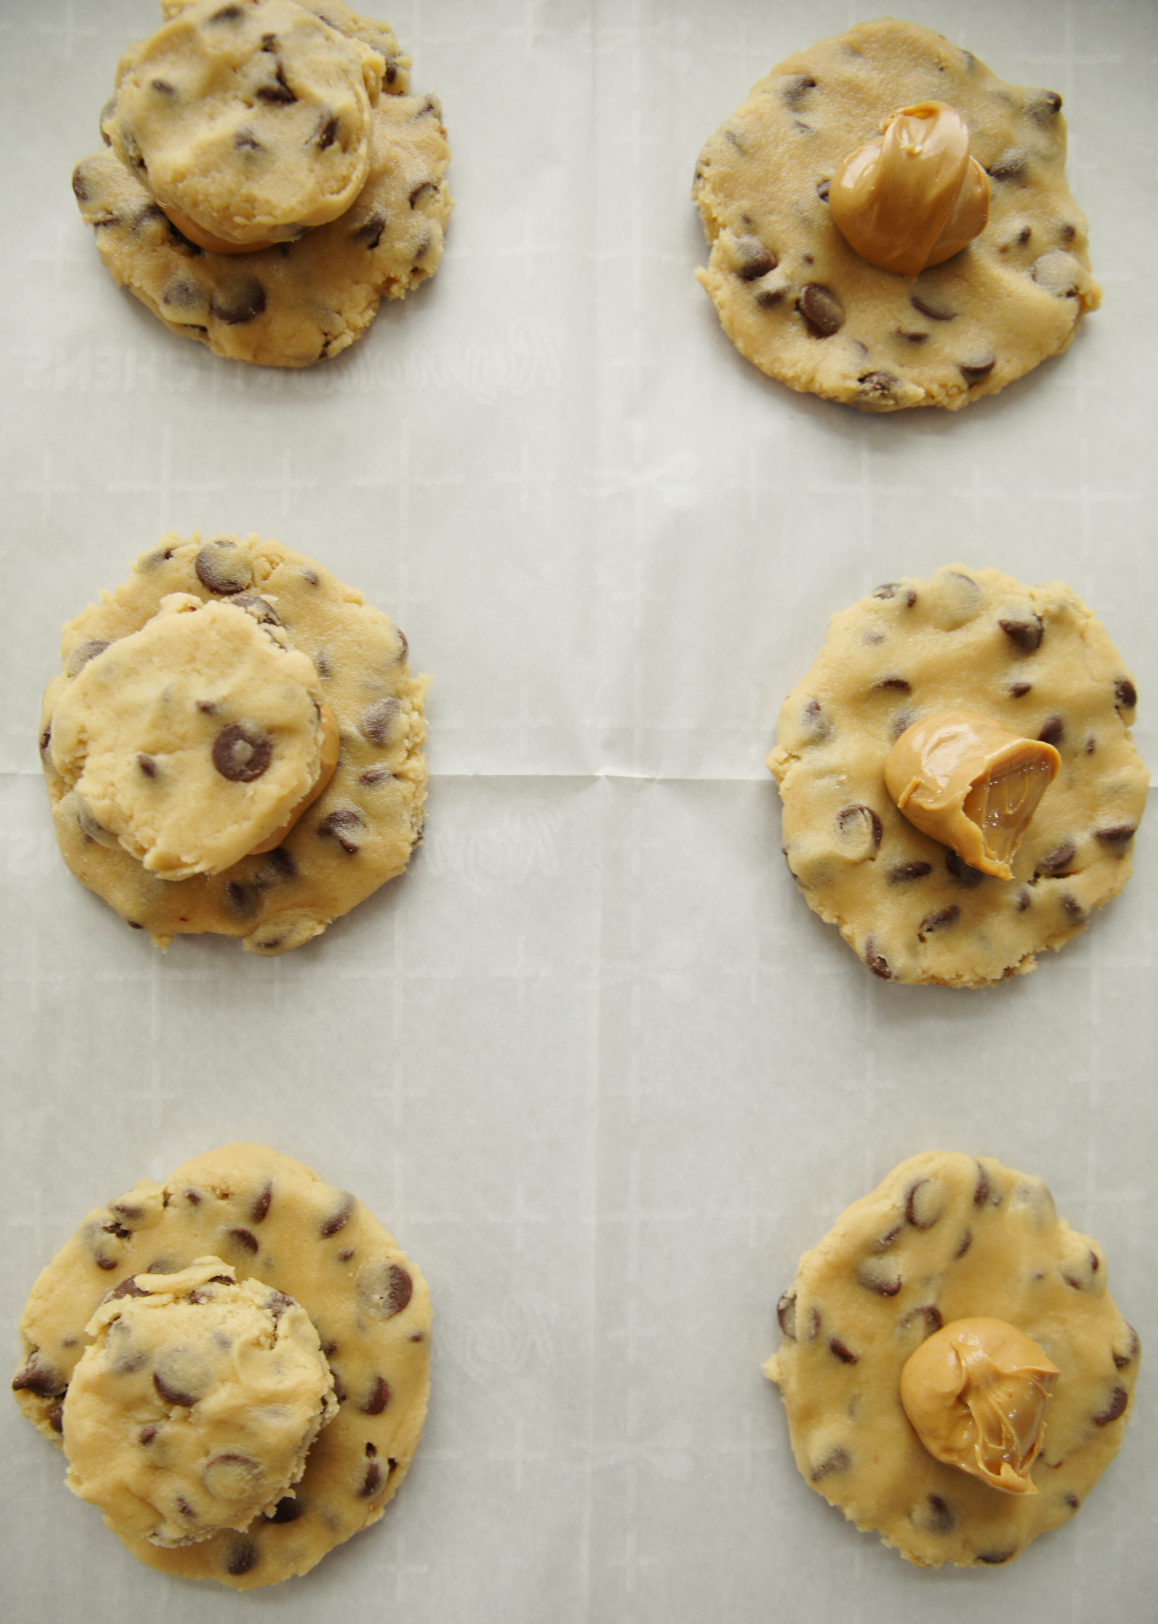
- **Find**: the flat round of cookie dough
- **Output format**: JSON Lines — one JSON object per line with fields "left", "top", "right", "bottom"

{"left": 39, "top": 532, "right": 428, "bottom": 955}
{"left": 12, "top": 1144, "right": 431, "bottom": 1589}
{"left": 104, "top": 0, "right": 385, "bottom": 247}
{"left": 765, "top": 1152, "right": 1140, "bottom": 1568}
{"left": 48, "top": 593, "right": 332, "bottom": 879}
{"left": 73, "top": 1, "right": 451, "bottom": 366}
{"left": 767, "top": 566, "right": 1147, "bottom": 987}
{"left": 692, "top": 19, "right": 1099, "bottom": 410}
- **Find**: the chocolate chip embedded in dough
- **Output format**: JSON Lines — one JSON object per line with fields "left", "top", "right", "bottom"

{"left": 905, "top": 1178, "right": 946, "bottom": 1230}
{"left": 265, "top": 1495, "right": 304, "bottom": 1523}
{"left": 1036, "top": 840, "right": 1076, "bottom": 876}
{"left": 1025, "top": 89, "right": 1063, "bottom": 124}
{"left": 871, "top": 582, "right": 918, "bottom": 606}
{"left": 873, "top": 676, "right": 911, "bottom": 693}
{"left": 987, "top": 148, "right": 1028, "bottom": 182}
{"left": 153, "top": 1370, "right": 200, "bottom": 1408}
{"left": 257, "top": 63, "right": 297, "bottom": 105}
{"left": 1037, "top": 716, "right": 1065, "bottom": 747}
{"left": 910, "top": 293, "right": 956, "bottom": 323}
{"left": 899, "top": 1304, "right": 943, "bottom": 1339}
{"left": 922, "top": 1494, "right": 955, "bottom": 1533}
{"left": 228, "top": 1227, "right": 259, "bottom": 1255}
{"left": 108, "top": 1276, "right": 149, "bottom": 1301}
{"left": 360, "top": 697, "right": 401, "bottom": 745}
{"left": 11, "top": 1357, "right": 68, "bottom": 1398}
{"left": 195, "top": 538, "right": 252, "bottom": 595}
{"left": 855, "top": 1258, "right": 901, "bottom": 1296}
{"left": 828, "top": 1337, "right": 858, "bottom": 1365}
{"left": 224, "top": 880, "right": 259, "bottom": 920}
{"left": 357, "top": 1460, "right": 383, "bottom": 1497}
{"left": 320, "top": 1194, "right": 356, "bottom": 1237}
{"left": 1114, "top": 677, "right": 1138, "bottom": 713}
{"left": 1093, "top": 1387, "right": 1129, "bottom": 1426}
{"left": 318, "top": 808, "right": 364, "bottom": 854}
{"left": 733, "top": 235, "right": 778, "bottom": 281}
{"left": 918, "top": 904, "right": 960, "bottom": 942}
{"left": 1113, "top": 1327, "right": 1140, "bottom": 1370}
{"left": 977, "top": 1549, "right": 1017, "bottom": 1565}
{"left": 225, "top": 1536, "right": 259, "bottom": 1576}
{"left": 864, "top": 940, "right": 892, "bottom": 980}
{"left": 888, "top": 861, "right": 932, "bottom": 885}
{"left": 809, "top": 1447, "right": 850, "bottom": 1482}
{"left": 212, "top": 721, "right": 273, "bottom": 783}
{"left": 358, "top": 1261, "right": 413, "bottom": 1320}
{"left": 250, "top": 1183, "right": 273, "bottom": 1223}
{"left": 836, "top": 804, "right": 883, "bottom": 855}
{"left": 945, "top": 851, "right": 986, "bottom": 889}
{"left": 999, "top": 615, "right": 1044, "bottom": 652}
{"left": 210, "top": 277, "right": 268, "bottom": 326}
{"left": 66, "top": 638, "right": 111, "bottom": 678}
{"left": 230, "top": 592, "right": 281, "bottom": 626}
{"left": 1009, "top": 681, "right": 1033, "bottom": 698}
{"left": 361, "top": 1376, "right": 390, "bottom": 1414}
{"left": 798, "top": 283, "right": 844, "bottom": 337}
{"left": 1060, "top": 893, "right": 1086, "bottom": 924}
{"left": 781, "top": 73, "right": 817, "bottom": 110}
{"left": 800, "top": 698, "right": 831, "bottom": 743}
{"left": 776, "top": 1291, "right": 798, "bottom": 1339}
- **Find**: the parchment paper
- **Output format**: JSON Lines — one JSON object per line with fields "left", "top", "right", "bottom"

{"left": 2, "top": 2, "right": 1154, "bottom": 1619}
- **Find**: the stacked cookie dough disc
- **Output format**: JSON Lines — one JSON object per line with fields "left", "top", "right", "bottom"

{"left": 39, "top": 533, "right": 427, "bottom": 954}
{"left": 73, "top": 0, "right": 452, "bottom": 365}
{"left": 13, "top": 1145, "right": 430, "bottom": 1589}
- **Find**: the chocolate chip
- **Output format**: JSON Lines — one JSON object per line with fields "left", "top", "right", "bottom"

{"left": 66, "top": 638, "right": 110, "bottom": 677}
{"left": 888, "top": 861, "right": 932, "bottom": 884}
{"left": 1114, "top": 677, "right": 1138, "bottom": 713}
{"left": 229, "top": 591, "right": 280, "bottom": 625}
{"left": 899, "top": 1304, "right": 943, "bottom": 1338}
{"left": 959, "top": 356, "right": 996, "bottom": 385}
{"left": 946, "top": 851, "right": 986, "bottom": 888}
{"left": 1113, "top": 1327, "right": 1140, "bottom": 1369}
{"left": 1025, "top": 89, "right": 1062, "bottom": 123}
{"left": 864, "top": 940, "right": 892, "bottom": 980}
{"left": 909, "top": 294, "right": 956, "bottom": 322}
{"left": 809, "top": 1447, "right": 850, "bottom": 1482}
{"left": 154, "top": 1371, "right": 199, "bottom": 1408}
{"left": 1009, "top": 681, "right": 1032, "bottom": 698}
{"left": 776, "top": 1291, "right": 797, "bottom": 1339}
{"left": 1094, "top": 1387, "right": 1129, "bottom": 1426}
{"left": 781, "top": 73, "right": 816, "bottom": 110}
{"left": 924, "top": 1494, "right": 955, "bottom": 1533}
{"left": 210, "top": 4, "right": 245, "bottom": 19}
{"left": 361, "top": 1376, "right": 391, "bottom": 1415}
{"left": 859, "top": 371, "right": 898, "bottom": 400}
{"left": 358, "top": 1261, "right": 413, "bottom": 1319}
{"left": 828, "top": 1337, "right": 857, "bottom": 1364}
{"left": 11, "top": 1357, "right": 67, "bottom": 1398}
{"left": 358, "top": 1461, "right": 383, "bottom": 1498}
{"left": 955, "top": 1229, "right": 973, "bottom": 1258}
{"left": 257, "top": 63, "right": 296, "bottom": 103}
{"left": 250, "top": 1183, "right": 273, "bottom": 1223}
{"left": 318, "top": 809, "right": 364, "bottom": 854}
{"left": 1036, "top": 841, "right": 1076, "bottom": 876}
{"left": 353, "top": 210, "right": 387, "bottom": 249}
{"left": 195, "top": 538, "right": 251, "bottom": 595}
{"left": 918, "top": 904, "right": 959, "bottom": 941}
{"left": 228, "top": 1227, "right": 259, "bottom": 1254}
{"left": 798, "top": 283, "right": 844, "bottom": 337}
{"left": 973, "top": 1164, "right": 992, "bottom": 1206}
{"left": 225, "top": 1536, "right": 259, "bottom": 1576}
{"left": 855, "top": 1259, "right": 901, "bottom": 1296}
{"left": 360, "top": 697, "right": 400, "bottom": 745}
{"left": 837, "top": 804, "right": 882, "bottom": 852}
{"left": 733, "top": 235, "right": 777, "bottom": 281}
{"left": 1060, "top": 892, "right": 1086, "bottom": 924}
{"left": 320, "top": 1193, "right": 355, "bottom": 1237}
{"left": 815, "top": 178, "right": 830, "bottom": 203}
{"left": 896, "top": 328, "right": 928, "bottom": 345}
{"left": 359, "top": 767, "right": 396, "bottom": 787}
{"left": 315, "top": 114, "right": 340, "bottom": 149}
{"left": 211, "top": 278, "right": 267, "bottom": 325}
{"left": 255, "top": 846, "right": 297, "bottom": 889}
{"left": 108, "top": 1275, "right": 148, "bottom": 1300}
{"left": 871, "top": 582, "right": 918, "bottom": 606}
{"left": 266, "top": 1495, "right": 304, "bottom": 1523}
{"left": 213, "top": 722, "right": 272, "bottom": 783}
{"left": 977, "top": 1549, "right": 1016, "bottom": 1565}
{"left": 1037, "top": 716, "right": 1064, "bottom": 747}
{"left": 224, "top": 880, "right": 259, "bottom": 921}
{"left": 873, "top": 676, "right": 911, "bottom": 693}
{"left": 234, "top": 129, "right": 263, "bottom": 152}
{"left": 986, "top": 149, "right": 1027, "bottom": 182}
{"left": 999, "top": 615, "right": 1044, "bottom": 652}
{"left": 137, "top": 753, "right": 157, "bottom": 779}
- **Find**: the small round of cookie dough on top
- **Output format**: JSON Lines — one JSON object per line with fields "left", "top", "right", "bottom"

{"left": 692, "top": 18, "right": 1099, "bottom": 410}
{"left": 73, "top": 0, "right": 452, "bottom": 366}
{"left": 767, "top": 566, "right": 1147, "bottom": 987}
{"left": 11, "top": 1143, "right": 431, "bottom": 1590}
{"left": 766, "top": 1151, "right": 1140, "bottom": 1568}
{"left": 39, "top": 532, "right": 428, "bottom": 955}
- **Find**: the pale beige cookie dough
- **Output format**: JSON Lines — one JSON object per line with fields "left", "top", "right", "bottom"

{"left": 39, "top": 532, "right": 428, "bottom": 954}
{"left": 692, "top": 18, "right": 1099, "bottom": 410}
{"left": 64, "top": 1260, "right": 338, "bottom": 1547}
{"left": 766, "top": 1152, "right": 1140, "bottom": 1568}
{"left": 12, "top": 1144, "right": 431, "bottom": 1589}
{"left": 48, "top": 593, "right": 332, "bottom": 879}
{"left": 73, "top": 0, "right": 451, "bottom": 366}
{"left": 767, "top": 566, "right": 1147, "bottom": 987}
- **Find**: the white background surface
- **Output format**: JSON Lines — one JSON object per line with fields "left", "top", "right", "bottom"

{"left": 1, "top": 1, "right": 1155, "bottom": 1618}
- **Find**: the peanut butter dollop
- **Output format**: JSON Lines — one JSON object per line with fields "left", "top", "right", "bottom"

{"left": 829, "top": 101, "right": 990, "bottom": 278}
{"left": 884, "top": 711, "right": 1060, "bottom": 879}
{"left": 900, "top": 1317, "right": 1059, "bottom": 1494}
